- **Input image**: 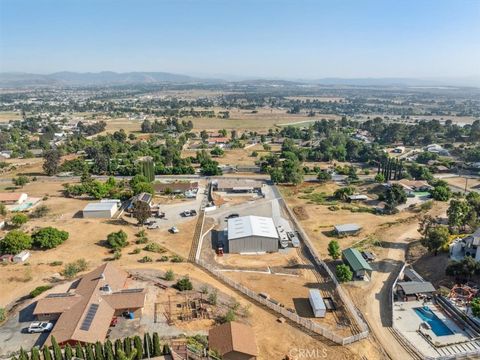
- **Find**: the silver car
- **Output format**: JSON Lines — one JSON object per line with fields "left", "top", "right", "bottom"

{"left": 28, "top": 322, "right": 53, "bottom": 333}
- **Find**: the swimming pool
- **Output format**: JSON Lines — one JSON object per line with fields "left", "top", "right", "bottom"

{"left": 414, "top": 306, "right": 454, "bottom": 336}
{"left": 12, "top": 202, "right": 34, "bottom": 212}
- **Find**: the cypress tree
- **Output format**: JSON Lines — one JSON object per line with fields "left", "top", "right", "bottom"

{"left": 42, "top": 347, "right": 52, "bottom": 360}
{"left": 75, "top": 343, "right": 85, "bottom": 359}
{"left": 133, "top": 336, "right": 143, "bottom": 360}
{"left": 19, "top": 348, "right": 29, "bottom": 360}
{"left": 31, "top": 347, "right": 41, "bottom": 360}
{"left": 103, "top": 340, "right": 114, "bottom": 360}
{"left": 85, "top": 344, "right": 95, "bottom": 360}
{"left": 64, "top": 344, "right": 73, "bottom": 360}
{"left": 51, "top": 336, "right": 63, "bottom": 360}
{"left": 162, "top": 344, "right": 170, "bottom": 355}
{"left": 152, "top": 333, "right": 161, "bottom": 357}
{"left": 143, "top": 333, "right": 152, "bottom": 357}
{"left": 114, "top": 339, "right": 124, "bottom": 358}
{"left": 124, "top": 337, "right": 132, "bottom": 357}
{"left": 94, "top": 342, "right": 104, "bottom": 360}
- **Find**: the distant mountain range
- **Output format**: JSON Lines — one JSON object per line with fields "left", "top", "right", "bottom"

{"left": 0, "top": 71, "right": 200, "bottom": 87}
{"left": 0, "top": 71, "right": 479, "bottom": 88}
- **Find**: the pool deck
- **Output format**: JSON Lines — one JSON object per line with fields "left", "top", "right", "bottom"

{"left": 393, "top": 300, "right": 470, "bottom": 357}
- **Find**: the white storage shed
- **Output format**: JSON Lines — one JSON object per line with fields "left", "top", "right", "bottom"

{"left": 308, "top": 289, "right": 326, "bottom": 318}
{"left": 83, "top": 202, "right": 118, "bottom": 218}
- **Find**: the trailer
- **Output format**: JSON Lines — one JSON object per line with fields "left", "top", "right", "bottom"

{"left": 308, "top": 289, "right": 326, "bottom": 318}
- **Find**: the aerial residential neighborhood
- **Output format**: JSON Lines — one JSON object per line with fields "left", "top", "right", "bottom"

{"left": 0, "top": 1, "right": 480, "bottom": 360}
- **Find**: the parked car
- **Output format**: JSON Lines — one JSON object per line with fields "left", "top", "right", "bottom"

{"left": 226, "top": 213, "right": 239, "bottom": 219}
{"left": 147, "top": 223, "right": 159, "bottom": 229}
{"left": 169, "top": 226, "right": 179, "bottom": 234}
{"left": 27, "top": 322, "right": 53, "bottom": 333}
{"left": 182, "top": 210, "right": 198, "bottom": 217}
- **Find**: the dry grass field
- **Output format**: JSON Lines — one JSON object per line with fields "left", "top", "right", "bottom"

{"left": 0, "top": 111, "right": 21, "bottom": 122}
{"left": 280, "top": 182, "right": 415, "bottom": 258}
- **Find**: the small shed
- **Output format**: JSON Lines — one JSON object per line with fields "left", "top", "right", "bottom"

{"left": 13, "top": 251, "right": 31, "bottom": 263}
{"left": 83, "top": 202, "right": 118, "bottom": 218}
{"left": 334, "top": 223, "right": 362, "bottom": 236}
{"left": 342, "top": 248, "right": 373, "bottom": 280}
{"left": 308, "top": 289, "right": 326, "bottom": 318}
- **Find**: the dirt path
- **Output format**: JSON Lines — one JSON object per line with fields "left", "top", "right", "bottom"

{"left": 363, "top": 225, "right": 419, "bottom": 360}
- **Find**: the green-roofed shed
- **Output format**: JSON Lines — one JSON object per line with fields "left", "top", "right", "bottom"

{"left": 342, "top": 248, "right": 373, "bottom": 280}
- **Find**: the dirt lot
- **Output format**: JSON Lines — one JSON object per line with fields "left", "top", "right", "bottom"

{"left": 0, "top": 111, "right": 21, "bottom": 122}
{"left": 444, "top": 176, "right": 480, "bottom": 192}
{"left": 280, "top": 182, "right": 413, "bottom": 258}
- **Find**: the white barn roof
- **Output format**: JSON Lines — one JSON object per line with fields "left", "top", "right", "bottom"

{"left": 228, "top": 216, "right": 278, "bottom": 240}
{"left": 83, "top": 202, "right": 117, "bottom": 212}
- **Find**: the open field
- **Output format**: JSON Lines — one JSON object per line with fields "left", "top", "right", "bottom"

{"left": 0, "top": 111, "right": 21, "bottom": 122}
{"left": 443, "top": 176, "right": 480, "bottom": 192}
{"left": 280, "top": 182, "right": 415, "bottom": 258}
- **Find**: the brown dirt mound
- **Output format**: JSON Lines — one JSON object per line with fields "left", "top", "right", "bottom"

{"left": 292, "top": 206, "right": 309, "bottom": 220}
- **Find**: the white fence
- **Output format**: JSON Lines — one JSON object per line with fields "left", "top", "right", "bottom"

{"left": 275, "top": 192, "right": 370, "bottom": 337}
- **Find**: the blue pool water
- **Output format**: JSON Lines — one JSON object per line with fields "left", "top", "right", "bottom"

{"left": 414, "top": 306, "right": 454, "bottom": 336}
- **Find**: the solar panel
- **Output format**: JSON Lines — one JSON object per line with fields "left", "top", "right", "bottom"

{"left": 80, "top": 303, "right": 99, "bottom": 331}
{"left": 46, "top": 293, "right": 75, "bottom": 298}
{"left": 118, "top": 288, "right": 143, "bottom": 293}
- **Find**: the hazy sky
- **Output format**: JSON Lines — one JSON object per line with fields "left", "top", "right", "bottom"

{"left": 0, "top": 0, "right": 479, "bottom": 79}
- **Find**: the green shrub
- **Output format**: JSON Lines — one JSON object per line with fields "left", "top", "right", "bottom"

{"left": 29, "top": 205, "right": 50, "bottom": 219}
{"left": 139, "top": 256, "right": 152, "bottom": 263}
{"left": 11, "top": 213, "right": 28, "bottom": 227}
{"left": 336, "top": 264, "right": 353, "bottom": 282}
{"left": 164, "top": 269, "right": 175, "bottom": 281}
{"left": 0, "top": 230, "right": 32, "bottom": 254}
{"left": 170, "top": 255, "right": 184, "bottom": 263}
{"left": 62, "top": 259, "right": 88, "bottom": 279}
{"left": 0, "top": 308, "right": 5, "bottom": 322}
{"left": 144, "top": 243, "right": 166, "bottom": 253}
{"left": 132, "top": 248, "right": 141, "bottom": 254}
{"left": 32, "top": 227, "right": 69, "bottom": 249}
{"left": 106, "top": 230, "right": 128, "bottom": 249}
{"left": 175, "top": 277, "right": 193, "bottom": 291}
{"left": 30, "top": 285, "right": 53, "bottom": 298}
{"left": 158, "top": 255, "right": 169, "bottom": 262}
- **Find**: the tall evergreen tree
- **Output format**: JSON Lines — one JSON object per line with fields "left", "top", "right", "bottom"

{"left": 124, "top": 337, "right": 132, "bottom": 357}
{"left": 103, "top": 340, "right": 114, "bottom": 360}
{"left": 94, "top": 342, "right": 104, "bottom": 360}
{"left": 143, "top": 333, "right": 152, "bottom": 357}
{"left": 51, "top": 336, "right": 63, "bottom": 360}
{"left": 85, "top": 344, "right": 95, "bottom": 360}
{"left": 162, "top": 344, "right": 170, "bottom": 355}
{"left": 152, "top": 333, "right": 162, "bottom": 357}
{"left": 114, "top": 339, "right": 124, "bottom": 358}
{"left": 42, "top": 347, "right": 53, "bottom": 360}
{"left": 64, "top": 344, "right": 73, "bottom": 360}
{"left": 18, "top": 348, "right": 29, "bottom": 360}
{"left": 75, "top": 344, "right": 85, "bottom": 359}
{"left": 30, "top": 347, "right": 41, "bottom": 360}
{"left": 133, "top": 336, "right": 143, "bottom": 360}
